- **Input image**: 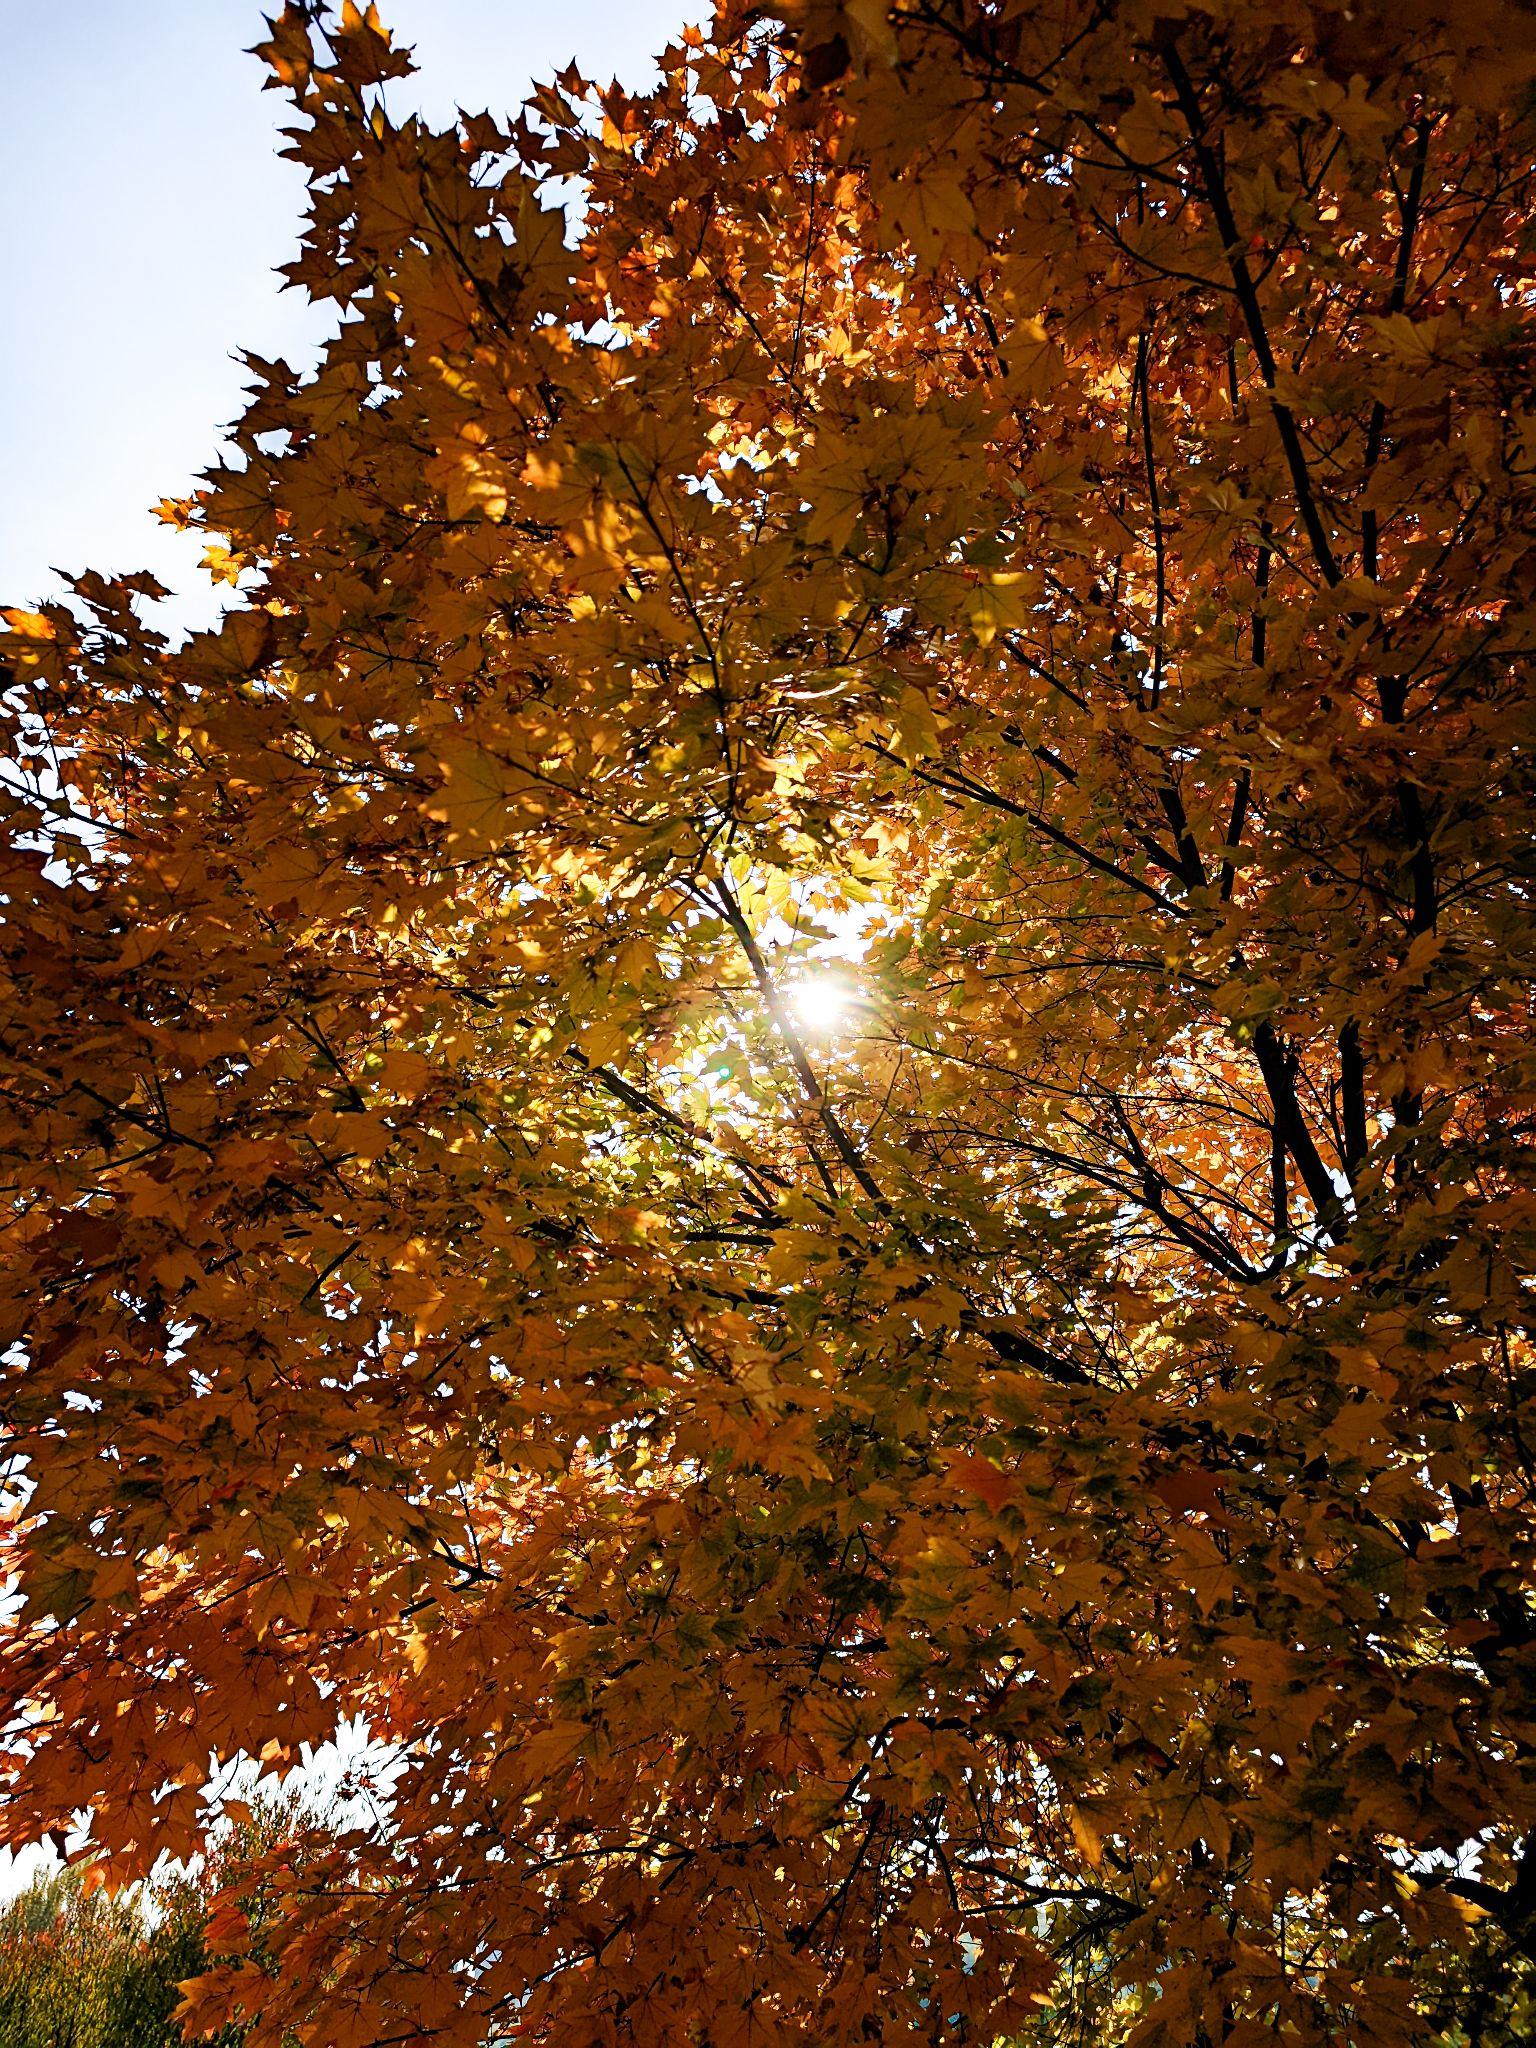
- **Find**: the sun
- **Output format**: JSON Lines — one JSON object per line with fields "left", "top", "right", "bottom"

{"left": 788, "top": 974, "right": 857, "bottom": 1036}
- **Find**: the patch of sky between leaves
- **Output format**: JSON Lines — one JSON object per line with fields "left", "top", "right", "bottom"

{"left": 3, "top": 3, "right": 700, "bottom": 645}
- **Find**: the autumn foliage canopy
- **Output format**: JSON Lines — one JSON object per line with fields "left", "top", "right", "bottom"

{"left": 4, "top": 0, "right": 1536, "bottom": 2040}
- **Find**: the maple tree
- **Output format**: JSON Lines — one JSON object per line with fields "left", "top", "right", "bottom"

{"left": 4, "top": 0, "right": 1536, "bottom": 2039}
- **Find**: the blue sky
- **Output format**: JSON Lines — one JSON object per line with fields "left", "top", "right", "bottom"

{"left": 2, "top": 2, "right": 694, "bottom": 631}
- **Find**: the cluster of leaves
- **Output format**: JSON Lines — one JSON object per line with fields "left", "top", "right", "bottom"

{"left": 3, "top": 0, "right": 1536, "bottom": 2042}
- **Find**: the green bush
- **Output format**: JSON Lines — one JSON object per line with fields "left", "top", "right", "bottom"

{"left": 0, "top": 1863, "right": 241, "bottom": 2048}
